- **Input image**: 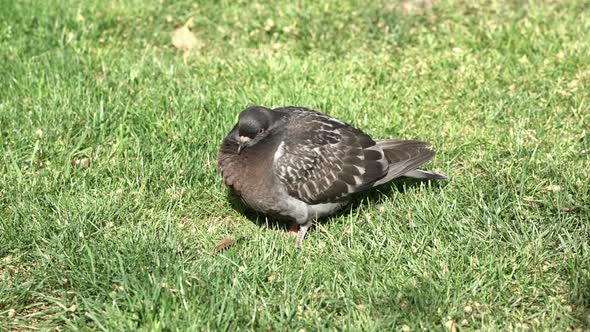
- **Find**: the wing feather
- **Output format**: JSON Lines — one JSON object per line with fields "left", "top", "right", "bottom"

{"left": 273, "top": 109, "right": 388, "bottom": 204}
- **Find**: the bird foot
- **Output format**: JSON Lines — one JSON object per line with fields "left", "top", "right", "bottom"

{"left": 294, "top": 224, "right": 310, "bottom": 249}
{"left": 287, "top": 222, "right": 299, "bottom": 236}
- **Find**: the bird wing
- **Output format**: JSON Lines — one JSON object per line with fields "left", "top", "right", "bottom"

{"left": 273, "top": 109, "right": 389, "bottom": 204}
{"left": 372, "top": 139, "right": 439, "bottom": 185}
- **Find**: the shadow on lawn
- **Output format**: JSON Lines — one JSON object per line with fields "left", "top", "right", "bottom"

{"left": 226, "top": 177, "right": 448, "bottom": 232}
{"left": 568, "top": 274, "right": 590, "bottom": 329}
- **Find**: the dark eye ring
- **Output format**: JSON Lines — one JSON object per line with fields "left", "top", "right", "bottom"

{"left": 257, "top": 129, "right": 264, "bottom": 134}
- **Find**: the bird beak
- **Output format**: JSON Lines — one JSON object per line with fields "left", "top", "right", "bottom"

{"left": 237, "top": 136, "right": 251, "bottom": 154}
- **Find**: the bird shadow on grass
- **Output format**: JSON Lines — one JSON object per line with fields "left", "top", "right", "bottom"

{"left": 226, "top": 178, "right": 448, "bottom": 233}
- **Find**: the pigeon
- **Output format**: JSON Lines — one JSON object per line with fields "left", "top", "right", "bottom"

{"left": 217, "top": 106, "right": 446, "bottom": 248}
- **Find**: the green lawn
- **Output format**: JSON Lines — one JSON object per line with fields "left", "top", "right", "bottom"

{"left": 1, "top": 0, "right": 589, "bottom": 330}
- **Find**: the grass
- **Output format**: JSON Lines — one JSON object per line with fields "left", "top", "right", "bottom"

{"left": 1, "top": 0, "right": 589, "bottom": 330}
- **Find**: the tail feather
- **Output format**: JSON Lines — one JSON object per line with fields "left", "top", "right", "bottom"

{"left": 402, "top": 169, "right": 448, "bottom": 180}
{"left": 372, "top": 139, "right": 446, "bottom": 186}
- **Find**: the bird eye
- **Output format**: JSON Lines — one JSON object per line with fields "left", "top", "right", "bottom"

{"left": 257, "top": 129, "right": 264, "bottom": 134}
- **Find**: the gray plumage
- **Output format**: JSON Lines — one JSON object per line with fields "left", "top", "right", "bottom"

{"left": 217, "top": 106, "right": 446, "bottom": 248}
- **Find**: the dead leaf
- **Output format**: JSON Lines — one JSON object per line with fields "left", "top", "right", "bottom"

{"left": 563, "top": 207, "right": 580, "bottom": 214}
{"left": 445, "top": 319, "right": 456, "bottom": 332}
{"left": 264, "top": 18, "right": 275, "bottom": 32}
{"left": 23, "top": 97, "right": 32, "bottom": 104}
{"left": 67, "top": 304, "right": 77, "bottom": 312}
{"left": 399, "top": 0, "right": 433, "bottom": 15}
{"left": 213, "top": 238, "right": 236, "bottom": 254}
{"left": 79, "top": 158, "right": 90, "bottom": 169}
{"left": 171, "top": 24, "right": 198, "bottom": 51}
{"left": 267, "top": 274, "right": 276, "bottom": 283}
{"left": 72, "top": 157, "right": 91, "bottom": 170}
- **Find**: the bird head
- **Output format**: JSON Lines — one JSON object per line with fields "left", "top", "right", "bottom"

{"left": 236, "top": 106, "right": 275, "bottom": 153}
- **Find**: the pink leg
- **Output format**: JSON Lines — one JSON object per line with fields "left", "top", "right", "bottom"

{"left": 294, "top": 224, "right": 311, "bottom": 249}
{"left": 288, "top": 222, "right": 299, "bottom": 236}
